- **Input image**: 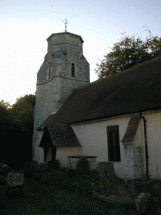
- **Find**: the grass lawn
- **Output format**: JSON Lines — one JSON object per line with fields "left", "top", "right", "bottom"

{"left": 0, "top": 175, "right": 139, "bottom": 215}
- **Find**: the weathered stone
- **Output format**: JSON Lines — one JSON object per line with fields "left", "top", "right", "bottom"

{"left": 135, "top": 193, "right": 153, "bottom": 214}
{"left": 92, "top": 191, "right": 135, "bottom": 207}
{"left": 76, "top": 157, "right": 90, "bottom": 176}
{"left": 38, "top": 162, "right": 48, "bottom": 172}
{"left": 123, "top": 144, "right": 144, "bottom": 181}
{"left": 6, "top": 173, "right": 24, "bottom": 187}
{"left": 68, "top": 156, "right": 97, "bottom": 170}
{"left": 96, "top": 162, "right": 117, "bottom": 182}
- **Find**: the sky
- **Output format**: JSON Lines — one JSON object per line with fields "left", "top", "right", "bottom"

{"left": 0, "top": 0, "right": 161, "bottom": 105}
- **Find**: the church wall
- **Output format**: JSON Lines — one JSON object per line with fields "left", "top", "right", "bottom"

{"left": 72, "top": 116, "right": 130, "bottom": 179}
{"left": 33, "top": 130, "right": 44, "bottom": 162}
{"left": 72, "top": 110, "right": 161, "bottom": 180}
{"left": 142, "top": 111, "right": 161, "bottom": 179}
{"left": 46, "top": 147, "right": 52, "bottom": 162}
{"left": 56, "top": 146, "right": 81, "bottom": 168}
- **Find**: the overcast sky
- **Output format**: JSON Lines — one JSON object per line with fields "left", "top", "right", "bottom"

{"left": 0, "top": 0, "right": 161, "bottom": 105}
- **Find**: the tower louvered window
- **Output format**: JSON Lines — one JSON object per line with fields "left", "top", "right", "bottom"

{"left": 71, "top": 63, "right": 75, "bottom": 77}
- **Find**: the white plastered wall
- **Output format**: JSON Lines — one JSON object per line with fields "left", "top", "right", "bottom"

{"left": 142, "top": 111, "right": 161, "bottom": 179}
{"left": 72, "top": 116, "right": 130, "bottom": 179}
{"left": 56, "top": 146, "right": 81, "bottom": 168}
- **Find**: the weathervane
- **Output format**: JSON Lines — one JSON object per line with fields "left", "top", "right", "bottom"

{"left": 62, "top": 19, "right": 69, "bottom": 32}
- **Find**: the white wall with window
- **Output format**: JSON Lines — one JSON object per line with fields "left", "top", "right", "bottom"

{"left": 72, "top": 115, "right": 130, "bottom": 179}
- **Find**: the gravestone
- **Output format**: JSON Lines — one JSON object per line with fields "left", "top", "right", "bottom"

{"left": 6, "top": 173, "right": 24, "bottom": 196}
{"left": 96, "top": 162, "right": 117, "bottom": 182}
{"left": 135, "top": 193, "right": 153, "bottom": 214}
{"left": 76, "top": 157, "right": 90, "bottom": 176}
{"left": 7, "top": 172, "right": 24, "bottom": 187}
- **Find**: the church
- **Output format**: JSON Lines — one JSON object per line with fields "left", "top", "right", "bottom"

{"left": 32, "top": 31, "right": 161, "bottom": 181}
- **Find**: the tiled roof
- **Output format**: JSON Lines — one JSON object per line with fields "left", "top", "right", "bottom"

{"left": 121, "top": 114, "right": 141, "bottom": 143}
{"left": 39, "top": 56, "right": 161, "bottom": 127}
{"left": 39, "top": 124, "right": 81, "bottom": 147}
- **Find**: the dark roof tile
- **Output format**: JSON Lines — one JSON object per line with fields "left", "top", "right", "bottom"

{"left": 47, "top": 124, "right": 81, "bottom": 147}
{"left": 121, "top": 114, "right": 141, "bottom": 143}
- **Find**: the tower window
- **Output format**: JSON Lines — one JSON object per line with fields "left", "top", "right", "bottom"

{"left": 48, "top": 63, "right": 52, "bottom": 80}
{"left": 71, "top": 63, "right": 75, "bottom": 77}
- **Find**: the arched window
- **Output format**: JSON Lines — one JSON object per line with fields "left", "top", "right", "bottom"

{"left": 71, "top": 63, "right": 75, "bottom": 77}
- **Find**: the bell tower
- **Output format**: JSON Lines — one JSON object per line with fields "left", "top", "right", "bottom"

{"left": 33, "top": 32, "right": 90, "bottom": 161}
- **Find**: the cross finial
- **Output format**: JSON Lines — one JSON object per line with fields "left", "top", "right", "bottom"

{"left": 62, "top": 19, "right": 69, "bottom": 32}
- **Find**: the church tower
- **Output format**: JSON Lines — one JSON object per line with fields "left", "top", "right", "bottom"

{"left": 33, "top": 32, "right": 90, "bottom": 162}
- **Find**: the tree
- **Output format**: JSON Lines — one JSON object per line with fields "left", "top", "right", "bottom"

{"left": 0, "top": 95, "right": 35, "bottom": 167}
{"left": 0, "top": 100, "right": 11, "bottom": 120}
{"left": 11, "top": 94, "right": 36, "bottom": 116}
{"left": 95, "top": 32, "right": 161, "bottom": 79}
{"left": 0, "top": 100, "right": 14, "bottom": 136}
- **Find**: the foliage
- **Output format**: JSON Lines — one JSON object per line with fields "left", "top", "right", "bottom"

{"left": 14, "top": 108, "right": 34, "bottom": 134}
{"left": 95, "top": 31, "right": 161, "bottom": 79}
{"left": 0, "top": 94, "right": 35, "bottom": 167}
{"left": 11, "top": 94, "right": 35, "bottom": 116}
{"left": 0, "top": 100, "right": 11, "bottom": 120}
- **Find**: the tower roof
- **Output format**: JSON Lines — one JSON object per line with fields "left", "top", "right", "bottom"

{"left": 46, "top": 32, "right": 84, "bottom": 43}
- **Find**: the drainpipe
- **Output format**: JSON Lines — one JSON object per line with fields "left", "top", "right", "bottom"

{"left": 140, "top": 113, "right": 149, "bottom": 180}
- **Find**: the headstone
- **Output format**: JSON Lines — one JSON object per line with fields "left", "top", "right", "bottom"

{"left": 6, "top": 173, "right": 24, "bottom": 187}
{"left": 96, "top": 162, "right": 117, "bottom": 182}
{"left": 76, "top": 157, "right": 90, "bottom": 176}
{"left": 135, "top": 193, "right": 153, "bottom": 214}
{"left": 6, "top": 173, "right": 24, "bottom": 196}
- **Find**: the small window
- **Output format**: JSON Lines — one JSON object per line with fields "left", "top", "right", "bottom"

{"left": 71, "top": 63, "right": 75, "bottom": 77}
{"left": 107, "top": 125, "right": 121, "bottom": 162}
{"left": 48, "top": 64, "right": 51, "bottom": 79}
